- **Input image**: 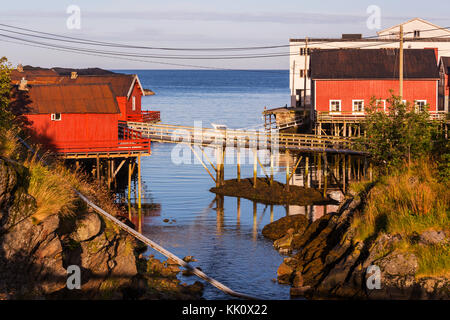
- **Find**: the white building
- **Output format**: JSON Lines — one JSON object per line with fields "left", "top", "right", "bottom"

{"left": 289, "top": 18, "right": 450, "bottom": 111}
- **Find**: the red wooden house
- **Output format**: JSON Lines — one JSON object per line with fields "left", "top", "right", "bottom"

{"left": 60, "top": 74, "right": 160, "bottom": 123}
{"left": 310, "top": 49, "right": 441, "bottom": 122}
{"left": 11, "top": 80, "right": 150, "bottom": 156}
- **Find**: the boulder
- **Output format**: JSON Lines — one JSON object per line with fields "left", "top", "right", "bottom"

{"left": 419, "top": 230, "right": 447, "bottom": 245}
{"left": 72, "top": 212, "right": 102, "bottom": 242}
{"left": 376, "top": 252, "right": 418, "bottom": 277}
{"left": 262, "top": 215, "right": 309, "bottom": 241}
{"left": 277, "top": 262, "right": 294, "bottom": 284}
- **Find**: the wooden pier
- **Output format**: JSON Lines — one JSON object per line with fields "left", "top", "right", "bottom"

{"left": 125, "top": 122, "right": 365, "bottom": 155}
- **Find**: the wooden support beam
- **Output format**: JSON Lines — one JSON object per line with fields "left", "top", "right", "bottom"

{"left": 138, "top": 154, "right": 142, "bottom": 209}
{"left": 199, "top": 146, "right": 217, "bottom": 172}
{"left": 113, "top": 159, "right": 126, "bottom": 179}
{"left": 128, "top": 160, "right": 132, "bottom": 202}
{"left": 323, "top": 153, "right": 328, "bottom": 198}
{"left": 285, "top": 150, "right": 290, "bottom": 191}
{"left": 96, "top": 154, "right": 100, "bottom": 181}
{"left": 253, "top": 149, "right": 258, "bottom": 189}
{"left": 305, "top": 156, "right": 309, "bottom": 188}
{"left": 256, "top": 153, "right": 270, "bottom": 181}
{"left": 288, "top": 155, "right": 303, "bottom": 182}
{"left": 270, "top": 152, "right": 274, "bottom": 186}
{"left": 237, "top": 148, "right": 241, "bottom": 182}
{"left": 189, "top": 144, "right": 217, "bottom": 183}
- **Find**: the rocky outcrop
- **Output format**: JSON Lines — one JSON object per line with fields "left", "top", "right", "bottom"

{"left": 0, "top": 159, "right": 203, "bottom": 300}
{"left": 264, "top": 192, "right": 450, "bottom": 300}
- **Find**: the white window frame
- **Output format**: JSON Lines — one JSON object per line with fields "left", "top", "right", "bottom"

{"left": 132, "top": 96, "right": 136, "bottom": 111}
{"left": 415, "top": 100, "right": 427, "bottom": 112}
{"left": 352, "top": 100, "right": 364, "bottom": 114}
{"left": 51, "top": 113, "right": 62, "bottom": 121}
{"left": 329, "top": 100, "right": 341, "bottom": 113}
{"left": 376, "top": 99, "right": 386, "bottom": 112}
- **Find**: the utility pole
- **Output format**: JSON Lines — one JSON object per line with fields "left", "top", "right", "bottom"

{"left": 303, "top": 37, "right": 308, "bottom": 111}
{"left": 399, "top": 25, "right": 404, "bottom": 100}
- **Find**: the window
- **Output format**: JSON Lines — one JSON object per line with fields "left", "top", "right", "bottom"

{"left": 299, "top": 48, "right": 311, "bottom": 56}
{"left": 413, "top": 30, "right": 421, "bottom": 38}
{"left": 329, "top": 100, "right": 341, "bottom": 112}
{"left": 376, "top": 100, "right": 386, "bottom": 112}
{"left": 51, "top": 113, "right": 61, "bottom": 121}
{"left": 132, "top": 96, "right": 136, "bottom": 111}
{"left": 415, "top": 100, "right": 427, "bottom": 112}
{"left": 299, "top": 69, "right": 309, "bottom": 78}
{"left": 352, "top": 100, "right": 364, "bottom": 113}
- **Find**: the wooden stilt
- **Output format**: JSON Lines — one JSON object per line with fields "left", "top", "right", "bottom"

{"left": 323, "top": 154, "right": 328, "bottom": 198}
{"left": 343, "top": 154, "right": 346, "bottom": 194}
{"left": 237, "top": 147, "right": 241, "bottom": 182}
{"left": 285, "top": 150, "right": 290, "bottom": 191}
{"left": 253, "top": 201, "right": 257, "bottom": 240}
{"left": 138, "top": 154, "right": 142, "bottom": 209}
{"left": 237, "top": 197, "right": 241, "bottom": 227}
{"left": 96, "top": 154, "right": 100, "bottom": 181}
{"left": 305, "top": 156, "right": 309, "bottom": 188}
{"left": 253, "top": 149, "right": 257, "bottom": 189}
{"left": 270, "top": 205, "right": 274, "bottom": 223}
{"left": 128, "top": 159, "right": 132, "bottom": 202}
{"left": 318, "top": 154, "right": 322, "bottom": 189}
{"left": 270, "top": 152, "right": 274, "bottom": 186}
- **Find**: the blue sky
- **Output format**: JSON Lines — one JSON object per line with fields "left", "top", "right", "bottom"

{"left": 1, "top": 0, "right": 449, "bottom": 69}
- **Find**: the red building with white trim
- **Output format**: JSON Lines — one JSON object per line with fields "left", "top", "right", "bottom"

{"left": 310, "top": 49, "right": 441, "bottom": 127}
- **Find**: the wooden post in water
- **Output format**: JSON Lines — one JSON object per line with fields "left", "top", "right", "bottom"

{"left": 305, "top": 156, "right": 309, "bottom": 188}
{"left": 318, "top": 154, "right": 322, "bottom": 189}
{"left": 343, "top": 154, "right": 346, "bottom": 194}
{"left": 138, "top": 154, "right": 142, "bottom": 209}
{"left": 96, "top": 154, "right": 100, "bottom": 181}
{"left": 253, "top": 149, "right": 257, "bottom": 189}
{"left": 216, "top": 147, "right": 221, "bottom": 188}
{"left": 221, "top": 146, "right": 225, "bottom": 185}
{"left": 270, "top": 205, "right": 274, "bottom": 223}
{"left": 285, "top": 150, "right": 290, "bottom": 191}
{"left": 237, "top": 147, "right": 241, "bottom": 182}
{"left": 128, "top": 159, "right": 132, "bottom": 202}
{"left": 270, "top": 152, "right": 274, "bottom": 186}
{"left": 323, "top": 153, "right": 328, "bottom": 198}
{"left": 237, "top": 197, "right": 241, "bottom": 228}
{"left": 252, "top": 201, "right": 257, "bottom": 241}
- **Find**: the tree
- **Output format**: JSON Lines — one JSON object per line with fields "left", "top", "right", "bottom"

{"left": 0, "top": 56, "right": 14, "bottom": 130}
{"left": 357, "top": 94, "right": 439, "bottom": 172}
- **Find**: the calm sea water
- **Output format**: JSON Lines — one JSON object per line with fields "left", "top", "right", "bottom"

{"left": 117, "top": 70, "right": 297, "bottom": 299}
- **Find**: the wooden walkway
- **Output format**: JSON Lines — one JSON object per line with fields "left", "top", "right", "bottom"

{"left": 126, "top": 122, "right": 366, "bottom": 155}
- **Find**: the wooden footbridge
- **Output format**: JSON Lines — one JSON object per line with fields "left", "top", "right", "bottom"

{"left": 125, "top": 121, "right": 365, "bottom": 155}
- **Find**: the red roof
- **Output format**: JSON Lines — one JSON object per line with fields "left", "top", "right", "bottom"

{"left": 311, "top": 49, "right": 439, "bottom": 80}
{"left": 12, "top": 83, "right": 120, "bottom": 114}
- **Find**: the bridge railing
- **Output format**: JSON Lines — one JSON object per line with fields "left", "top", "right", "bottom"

{"left": 126, "top": 122, "right": 356, "bottom": 152}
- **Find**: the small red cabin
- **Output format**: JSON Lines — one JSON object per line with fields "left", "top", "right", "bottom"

{"left": 10, "top": 67, "right": 155, "bottom": 155}
{"left": 310, "top": 49, "right": 441, "bottom": 120}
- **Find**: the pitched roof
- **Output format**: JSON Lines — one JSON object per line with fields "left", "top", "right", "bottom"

{"left": 310, "top": 49, "right": 439, "bottom": 80}
{"left": 12, "top": 83, "right": 120, "bottom": 114}
{"left": 10, "top": 66, "right": 144, "bottom": 98}
{"left": 60, "top": 74, "right": 143, "bottom": 98}
{"left": 10, "top": 66, "right": 58, "bottom": 81}
{"left": 440, "top": 57, "right": 450, "bottom": 74}
{"left": 377, "top": 18, "right": 450, "bottom": 36}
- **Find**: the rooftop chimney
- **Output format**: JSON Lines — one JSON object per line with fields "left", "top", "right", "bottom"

{"left": 71, "top": 71, "right": 78, "bottom": 79}
{"left": 17, "top": 64, "right": 23, "bottom": 73}
{"left": 18, "top": 77, "right": 28, "bottom": 91}
{"left": 342, "top": 34, "right": 362, "bottom": 40}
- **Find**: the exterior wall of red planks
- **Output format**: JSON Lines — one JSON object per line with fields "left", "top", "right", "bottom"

{"left": 314, "top": 79, "right": 438, "bottom": 112}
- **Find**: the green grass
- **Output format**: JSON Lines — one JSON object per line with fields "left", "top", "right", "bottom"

{"left": 351, "top": 160, "right": 450, "bottom": 277}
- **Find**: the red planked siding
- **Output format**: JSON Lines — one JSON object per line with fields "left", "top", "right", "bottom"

{"left": 25, "top": 113, "right": 119, "bottom": 150}
{"left": 314, "top": 79, "right": 438, "bottom": 112}
{"left": 117, "top": 82, "right": 143, "bottom": 121}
